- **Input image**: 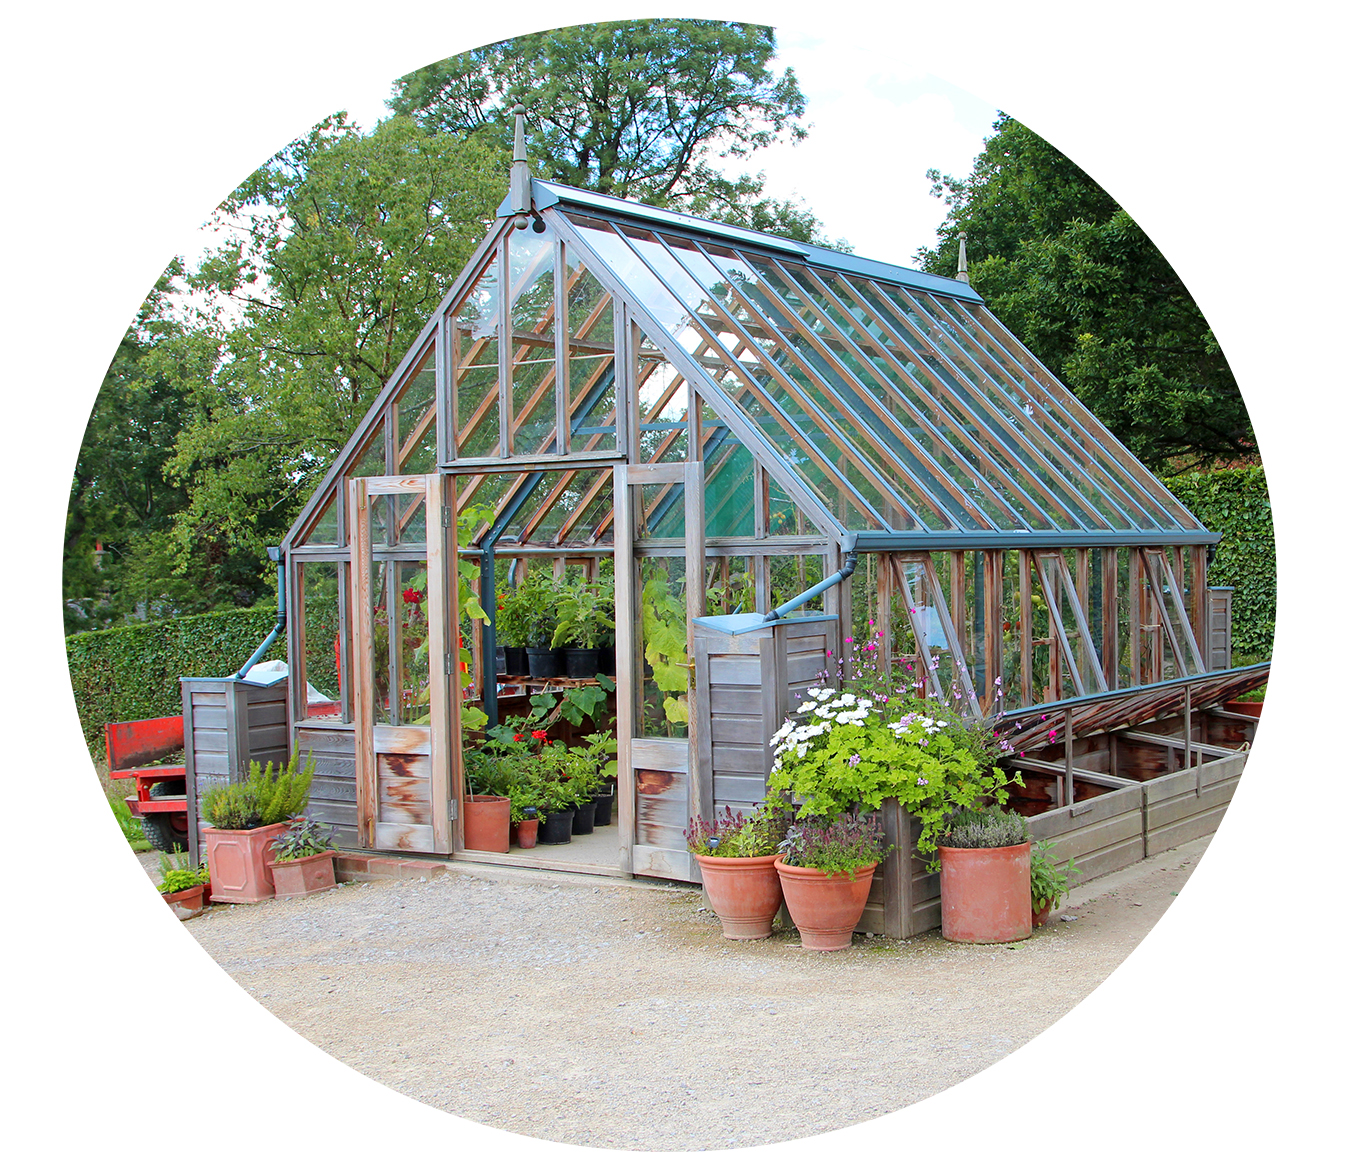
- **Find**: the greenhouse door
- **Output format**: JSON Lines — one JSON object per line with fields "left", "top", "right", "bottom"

{"left": 348, "top": 474, "right": 455, "bottom": 854}
{"left": 616, "top": 461, "right": 705, "bottom": 880}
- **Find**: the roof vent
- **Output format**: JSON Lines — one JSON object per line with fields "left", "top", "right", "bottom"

{"left": 956, "top": 230, "right": 970, "bottom": 283}
{"left": 510, "top": 103, "right": 532, "bottom": 229}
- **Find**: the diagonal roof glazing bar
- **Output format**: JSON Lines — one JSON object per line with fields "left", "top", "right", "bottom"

{"left": 650, "top": 229, "right": 968, "bottom": 530}
{"left": 570, "top": 214, "right": 891, "bottom": 529}
{"left": 920, "top": 293, "right": 1173, "bottom": 529}
{"left": 949, "top": 299, "right": 1200, "bottom": 529}
{"left": 849, "top": 277, "right": 1114, "bottom": 529}
{"left": 789, "top": 260, "right": 1056, "bottom": 531}
{"left": 890, "top": 284, "right": 1145, "bottom": 530}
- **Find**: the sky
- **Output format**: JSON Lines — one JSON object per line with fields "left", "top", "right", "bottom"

{"left": 5, "top": 2, "right": 1343, "bottom": 1149}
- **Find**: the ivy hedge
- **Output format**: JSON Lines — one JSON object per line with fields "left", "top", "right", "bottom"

{"left": 1161, "top": 464, "right": 1275, "bottom": 665}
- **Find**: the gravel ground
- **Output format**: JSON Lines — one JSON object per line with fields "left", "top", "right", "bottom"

{"left": 160, "top": 837, "right": 1210, "bottom": 1150}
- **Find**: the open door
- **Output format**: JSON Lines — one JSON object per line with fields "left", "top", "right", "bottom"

{"left": 348, "top": 474, "right": 456, "bottom": 853}
{"left": 615, "top": 460, "right": 705, "bottom": 880}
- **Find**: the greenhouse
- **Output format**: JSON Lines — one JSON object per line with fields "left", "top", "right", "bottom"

{"left": 227, "top": 115, "right": 1266, "bottom": 927}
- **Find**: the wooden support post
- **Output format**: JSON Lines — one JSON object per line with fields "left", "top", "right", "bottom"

{"left": 1064, "top": 708, "right": 1074, "bottom": 810}
{"left": 1186, "top": 684, "right": 1198, "bottom": 796}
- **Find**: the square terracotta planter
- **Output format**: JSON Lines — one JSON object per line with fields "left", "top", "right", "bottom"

{"left": 203, "top": 823, "right": 287, "bottom": 903}
{"left": 270, "top": 850, "right": 338, "bottom": 899}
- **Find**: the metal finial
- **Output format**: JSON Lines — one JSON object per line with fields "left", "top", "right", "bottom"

{"left": 510, "top": 103, "right": 532, "bottom": 230}
{"left": 956, "top": 231, "right": 970, "bottom": 283}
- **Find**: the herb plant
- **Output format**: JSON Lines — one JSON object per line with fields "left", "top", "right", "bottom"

{"left": 271, "top": 816, "right": 336, "bottom": 862}
{"left": 936, "top": 805, "right": 1029, "bottom": 850}
{"left": 1030, "top": 841, "right": 1081, "bottom": 914}
{"left": 156, "top": 850, "right": 209, "bottom": 894}
{"left": 776, "top": 811, "right": 890, "bottom": 880}
{"left": 200, "top": 749, "right": 315, "bottom": 829}
{"left": 685, "top": 804, "right": 789, "bottom": 858}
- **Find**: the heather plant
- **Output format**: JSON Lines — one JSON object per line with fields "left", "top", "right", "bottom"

{"left": 776, "top": 811, "right": 890, "bottom": 880}
{"left": 685, "top": 804, "right": 789, "bottom": 858}
{"left": 936, "top": 805, "right": 1029, "bottom": 850}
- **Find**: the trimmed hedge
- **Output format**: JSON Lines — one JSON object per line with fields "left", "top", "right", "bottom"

{"left": 1161, "top": 465, "right": 1275, "bottom": 664}
{"left": 67, "top": 605, "right": 300, "bottom": 755}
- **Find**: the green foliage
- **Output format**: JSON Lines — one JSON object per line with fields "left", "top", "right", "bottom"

{"left": 200, "top": 749, "right": 315, "bottom": 829}
{"left": 110, "top": 797, "right": 151, "bottom": 852}
{"left": 66, "top": 603, "right": 336, "bottom": 752}
{"left": 156, "top": 850, "right": 209, "bottom": 894}
{"left": 1160, "top": 465, "right": 1275, "bottom": 664}
{"left": 640, "top": 568, "right": 689, "bottom": 731}
{"left": 1030, "top": 841, "right": 1081, "bottom": 915}
{"left": 271, "top": 816, "right": 335, "bottom": 862}
{"left": 776, "top": 811, "right": 891, "bottom": 880}
{"left": 769, "top": 676, "right": 1020, "bottom": 866}
{"left": 937, "top": 805, "right": 1029, "bottom": 850}
{"left": 390, "top": 20, "right": 845, "bottom": 248}
{"left": 920, "top": 114, "right": 1254, "bottom": 470}
{"left": 685, "top": 804, "right": 788, "bottom": 858}
{"left": 550, "top": 572, "right": 616, "bottom": 649}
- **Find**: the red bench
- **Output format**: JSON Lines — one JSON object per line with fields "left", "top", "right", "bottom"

{"left": 106, "top": 715, "right": 190, "bottom": 850}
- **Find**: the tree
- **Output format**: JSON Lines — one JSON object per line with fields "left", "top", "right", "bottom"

{"left": 390, "top": 19, "right": 844, "bottom": 246}
{"left": 167, "top": 114, "right": 507, "bottom": 568}
{"left": 920, "top": 114, "right": 1254, "bottom": 471}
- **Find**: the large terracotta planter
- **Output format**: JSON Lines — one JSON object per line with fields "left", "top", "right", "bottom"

{"left": 775, "top": 860, "right": 877, "bottom": 951}
{"left": 939, "top": 842, "right": 1032, "bottom": 943}
{"left": 695, "top": 854, "right": 784, "bottom": 940}
{"left": 1224, "top": 700, "right": 1263, "bottom": 718}
{"left": 204, "top": 823, "right": 287, "bottom": 903}
{"left": 271, "top": 850, "right": 337, "bottom": 899}
{"left": 463, "top": 795, "right": 511, "bottom": 853}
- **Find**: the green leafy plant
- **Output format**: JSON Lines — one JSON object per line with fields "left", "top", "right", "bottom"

{"left": 776, "top": 811, "right": 890, "bottom": 880}
{"left": 685, "top": 804, "right": 788, "bottom": 858}
{"left": 110, "top": 796, "right": 151, "bottom": 852}
{"left": 156, "top": 850, "right": 209, "bottom": 894}
{"left": 550, "top": 577, "right": 616, "bottom": 649}
{"left": 937, "top": 805, "right": 1029, "bottom": 850}
{"left": 1030, "top": 840, "right": 1081, "bottom": 915}
{"left": 200, "top": 749, "right": 315, "bottom": 829}
{"left": 271, "top": 816, "right": 336, "bottom": 862}
{"left": 641, "top": 567, "right": 688, "bottom": 730}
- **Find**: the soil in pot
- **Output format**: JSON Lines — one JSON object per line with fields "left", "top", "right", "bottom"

{"left": 538, "top": 808, "right": 574, "bottom": 844}
{"left": 515, "top": 819, "right": 539, "bottom": 849}
{"left": 463, "top": 795, "right": 511, "bottom": 853}
{"left": 572, "top": 800, "right": 598, "bottom": 835}
{"left": 527, "top": 647, "right": 565, "bottom": 679}
{"left": 695, "top": 854, "right": 783, "bottom": 940}
{"left": 939, "top": 842, "right": 1032, "bottom": 943}
{"left": 503, "top": 647, "right": 529, "bottom": 676}
{"left": 775, "top": 861, "right": 876, "bottom": 951}
{"left": 564, "top": 647, "right": 599, "bottom": 679}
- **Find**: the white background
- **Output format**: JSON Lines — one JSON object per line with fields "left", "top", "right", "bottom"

{"left": 3, "top": 2, "right": 1341, "bottom": 1148}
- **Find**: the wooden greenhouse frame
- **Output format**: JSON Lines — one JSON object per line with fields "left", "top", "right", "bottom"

{"left": 273, "top": 125, "right": 1267, "bottom": 924}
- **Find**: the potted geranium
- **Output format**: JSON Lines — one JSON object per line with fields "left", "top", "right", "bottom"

{"left": 774, "top": 809, "right": 890, "bottom": 950}
{"left": 269, "top": 816, "right": 339, "bottom": 899}
{"left": 686, "top": 804, "right": 790, "bottom": 940}
{"left": 199, "top": 749, "right": 315, "bottom": 903}
{"left": 936, "top": 806, "right": 1032, "bottom": 943}
{"left": 1030, "top": 840, "right": 1081, "bottom": 927}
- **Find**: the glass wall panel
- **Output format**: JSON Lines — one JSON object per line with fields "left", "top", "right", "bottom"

{"left": 509, "top": 229, "right": 558, "bottom": 456}
{"left": 454, "top": 253, "right": 501, "bottom": 459}
{"left": 635, "top": 480, "right": 685, "bottom": 541}
{"left": 636, "top": 332, "right": 689, "bottom": 462}
{"left": 566, "top": 252, "right": 617, "bottom": 453}
{"left": 703, "top": 424, "right": 755, "bottom": 537}
{"left": 1000, "top": 550, "right": 1027, "bottom": 710}
{"left": 636, "top": 556, "right": 689, "bottom": 738}
{"left": 704, "top": 555, "right": 754, "bottom": 615}
{"left": 299, "top": 561, "right": 343, "bottom": 719}
{"left": 396, "top": 352, "right": 436, "bottom": 465}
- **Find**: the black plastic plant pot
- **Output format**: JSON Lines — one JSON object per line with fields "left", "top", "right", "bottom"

{"left": 538, "top": 808, "right": 574, "bottom": 844}
{"left": 593, "top": 790, "right": 614, "bottom": 826}
{"left": 573, "top": 800, "right": 598, "bottom": 835}
{"left": 564, "top": 647, "right": 600, "bottom": 679}
{"left": 526, "top": 647, "right": 565, "bottom": 678}
{"left": 596, "top": 646, "right": 616, "bottom": 675}
{"left": 503, "top": 647, "right": 529, "bottom": 676}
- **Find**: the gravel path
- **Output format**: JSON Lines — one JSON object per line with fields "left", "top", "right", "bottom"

{"left": 170, "top": 838, "right": 1210, "bottom": 1149}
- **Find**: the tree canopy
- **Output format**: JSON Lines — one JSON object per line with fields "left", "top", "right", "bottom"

{"left": 390, "top": 19, "right": 839, "bottom": 245}
{"left": 920, "top": 114, "right": 1255, "bottom": 472}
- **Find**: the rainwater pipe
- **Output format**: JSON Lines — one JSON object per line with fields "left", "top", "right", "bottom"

{"left": 762, "top": 534, "right": 859, "bottom": 622}
{"left": 235, "top": 546, "right": 286, "bottom": 679}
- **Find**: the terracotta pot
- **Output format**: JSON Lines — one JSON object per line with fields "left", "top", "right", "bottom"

{"left": 939, "top": 842, "right": 1032, "bottom": 943}
{"left": 515, "top": 818, "right": 539, "bottom": 849}
{"left": 1224, "top": 700, "right": 1263, "bottom": 718}
{"left": 271, "top": 850, "right": 338, "bottom": 899}
{"left": 1032, "top": 901, "right": 1054, "bottom": 929}
{"left": 203, "top": 823, "right": 287, "bottom": 903}
{"left": 162, "top": 884, "right": 205, "bottom": 919}
{"left": 775, "top": 860, "right": 877, "bottom": 951}
{"left": 695, "top": 854, "right": 784, "bottom": 940}
{"left": 463, "top": 795, "right": 511, "bottom": 853}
